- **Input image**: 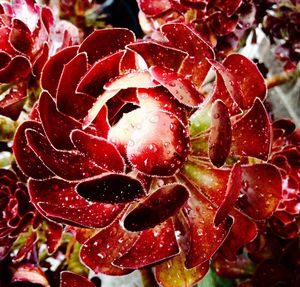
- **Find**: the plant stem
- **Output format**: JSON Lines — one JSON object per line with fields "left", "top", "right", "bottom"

{"left": 140, "top": 268, "right": 158, "bottom": 287}
{"left": 266, "top": 66, "right": 300, "bottom": 89}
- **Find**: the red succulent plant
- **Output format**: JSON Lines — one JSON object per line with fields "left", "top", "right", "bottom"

{"left": 0, "top": 0, "right": 79, "bottom": 121}
{"left": 137, "top": 0, "right": 257, "bottom": 56}
{"left": 12, "top": 23, "right": 284, "bottom": 286}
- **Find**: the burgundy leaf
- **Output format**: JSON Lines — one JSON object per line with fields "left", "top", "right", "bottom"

{"left": 208, "top": 59, "right": 244, "bottom": 109}
{"left": 29, "top": 178, "right": 124, "bottom": 228}
{"left": 210, "top": 12, "right": 239, "bottom": 36}
{"left": 214, "top": 163, "right": 242, "bottom": 226}
{"left": 10, "top": 18, "right": 32, "bottom": 54}
{"left": 149, "top": 66, "right": 205, "bottom": 107}
{"left": 12, "top": 121, "right": 54, "bottom": 180}
{"left": 60, "top": 271, "right": 95, "bottom": 287}
{"left": 78, "top": 28, "right": 135, "bottom": 64}
{"left": 155, "top": 254, "right": 209, "bottom": 287}
{"left": 223, "top": 54, "right": 266, "bottom": 109}
{"left": 126, "top": 109, "right": 190, "bottom": 176}
{"left": 237, "top": 164, "right": 282, "bottom": 220}
{"left": 161, "top": 23, "right": 214, "bottom": 86}
{"left": 119, "top": 50, "right": 138, "bottom": 73}
{"left": 124, "top": 183, "right": 189, "bottom": 231}
{"left": 45, "top": 219, "right": 63, "bottom": 254}
{"left": 80, "top": 219, "right": 137, "bottom": 275}
{"left": 114, "top": 219, "right": 179, "bottom": 268}
{"left": 77, "top": 51, "right": 125, "bottom": 97}
{"left": 214, "top": 0, "right": 242, "bottom": 17}
{"left": 25, "top": 129, "right": 102, "bottom": 181}
{"left": 137, "top": 0, "right": 171, "bottom": 16}
{"left": 182, "top": 181, "right": 232, "bottom": 268}
{"left": 14, "top": 231, "right": 37, "bottom": 262}
{"left": 137, "top": 87, "right": 188, "bottom": 124}
{"left": 208, "top": 100, "right": 232, "bottom": 167}
{"left": 41, "top": 46, "right": 78, "bottom": 97}
{"left": 71, "top": 129, "right": 125, "bottom": 173}
{"left": 127, "top": 41, "right": 187, "bottom": 71}
{"left": 0, "top": 55, "right": 31, "bottom": 83}
{"left": 32, "top": 43, "right": 49, "bottom": 79}
{"left": 56, "top": 52, "right": 95, "bottom": 119}
{"left": 39, "top": 91, "right": 81, "bottom": 150}
{"left": 76, "top": 173, "right": 146, "bottom": 204}
{"left": 220, "top": 209, "right": 257, "bottom": 261}
{"left": 231, "top": 98, "right": 271, "bottom": 160}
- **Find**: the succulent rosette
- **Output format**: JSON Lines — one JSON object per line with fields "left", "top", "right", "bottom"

{"left": 0, "top": 0, "right": 79, "bottom": 121}
{"left": 269, "top": 119, "right": 300, "bottom": 239}
{"left": 137, "top": 0, "right": 256, "bottom": 56}
{"left": 0, "top": 167, "right": 62, "bottom": 264}
{"left": 12, "top": 23, "right": 283, "bottom": 286}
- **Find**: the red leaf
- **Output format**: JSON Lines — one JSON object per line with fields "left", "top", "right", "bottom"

{"left": 124, "top": 183, "right": 189, "bottom": 231}
{"left": 126, "top": 109, "right": 190, "bottom": 176}
{"left": 12, "top": 121, "right": 54, "bottom": 180}
{"left": 45, "top": 219, "right": 63, "bottom": 254}
{"left": 56, "top": 52, "right": 95, "bottom": 119}
{"left": 60, "top": 271, "right": 95, "bottom": 287}
{"left": 214, "top": 0, "right": 242, "bottom": 16}
{"left": 155, "top": 254, "right": 209, "bottom": 287}
{"left": 149, "top": 66, "right": 205, "bottom": 107}
{"left": 41, "top": 46, "right": 78, "bottom": 97}
{"left": 231, "top": 98, "right": 271, "bottom": 160}
{"left": 0, "top": 55, "right": 31, "bottom": 83}
{"left": 220, "top": 209, "right": 257, "bottom": 261}
{"left": 183, "top": 182, "right": 232, "bottom": 268}
{"left": 80, "top": 219, "right": 137, "bottom": 275}
{"left": 78, "top": 28, "right": 135, "bottom": 64}
{"left": 114, "top": 219, "right": 179, "bottom": 268}
{"left": 10, "top": 18, "right": 32, "bottom": 54}
{"left": 76, "top": 173, "right": 146, "bottom": 204}
{"left": 214, "top": 163, "right": 242, "bottom": 226}
{"left": 14, "top": 231, "right": 38, "bottom": 262}
{"left": 39, "top": 91, "right": 81, "bottom": 150}
{"left": 127, "top": 41, "right": 187, "bottom": 71}
{"left": 208, "top": 100, "right": 232, "bottom": 167}
{"left": 29, "top": 178, "right": 124, "bottom": 228}
{"left": 137, "top": 87, "right": 188, "bottom": 124}
{"left": 223, "top": 54, "right": 266, "bottom": 109}
{"left": 26, "top": 129, "right": 103, "bottom": 181}
{"left": 77, "top": 51, "right": 125, "bottom": 97}
{"left": 137, "top": 0, "right": 172, "bottom": 16}
{"left": 237, "top": 164, "right": 282, "bottom": 220}
{"left": 71, "top": 129, "right": 125, "bottom": 173}
{"left": 161, "top": 23, "right": 214, "bottom": 86}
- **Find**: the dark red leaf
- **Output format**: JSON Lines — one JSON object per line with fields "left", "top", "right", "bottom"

{"left": 60, "top": 271, "right": 95, "bottom": 287}
{"left": 78, "top": 28, "right": 135, "bottom": 64}
{"left": 182, "top": 181, "right": 232, "bottom": 268}
{"left": 14, "top": 231, "right": 37, "bottom": 262}
{"left": 41, "top": 46, "right": 78, "bottom": 97}
{"left": 220, "top": 209, "right": 257, "bottom": 261}
{"left": 127, "top": 41, "right": 187, "bottom": 71}
{"left": 39, "top": 91, "right": 81, "bottom": 150}
{"left": 56, "top": 52, "right": 95, "bottom": 119}
{"left": 10, "top": 18, "right": 32, "bottom": 54}
{"left": 76, "top": 173, "right": 146, "bottom": 204}
{"left": 114, "top": 219, "right": 179, "bottom": 268}
{"left": 26, "top": 129, "right": 103, "bottom": 181}
{"left": 0, "top": 55, "right": 31, "bottom": 83}
{"left": 29, "top": 178, "right": 124, "bottom": 228}
{"left": 210, "top": 12, "right": 239, "bottom": 36}
{"left": 137, "top": 0, "right": 171, "bottom": 16}
{"left": 71, "top": 129, "right": 125, "bottom": 172}
{"left": 45, "top": 220, "right": 63, "bottom": 254}
{"left": 231, "top": 98, "right": 271, "bottom": 160}
{"left": 208, "top": 100, "right": 232, "bottom": 167}
{"left": 12, "top": 121, "right": 54, "bottom": 180}
{"left": 214, "top": 163, "right": 242, "bottom": 226}
{"left": 161, "top": 23, "right": 214, "bottom": 86}
{"left": 214, "top": 0, "right": 242, "bottom": 16}
{"left": 124, "top": 183, "right": 189, "bottom": 231}
{"left": 126, "top": 109, "right": 190, "bottom": 176}
{"left": 149, "top": 66, "right": 205, "bottom": 107}
{"left": 80, "top": 219, "right": 137, "bottom": 275}
{"left": 77, "top": 51, "right": 124, "bottom": 97}
{"left": 223, "top": 54, "right": 266, "bottom": 109}
{"left": 237, "top": 164, "right": 282, "bottom": 220}
{"left": 155, "top": 254, "right": 209, "bottom": 287}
